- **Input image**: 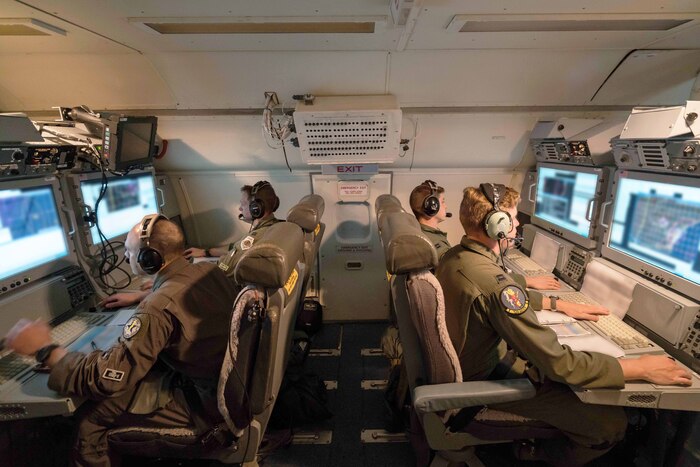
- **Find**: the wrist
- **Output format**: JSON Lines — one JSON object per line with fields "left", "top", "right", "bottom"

{"left": 35, "top": 343, "right": 60, "bottom": 365}
{"left": 204, "top": 248, "right": 211, "bottom": 257}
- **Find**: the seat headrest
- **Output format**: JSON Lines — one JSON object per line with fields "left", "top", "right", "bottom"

{"left": 234, "top": 222, "right": 304, "bottom": 288}
{"left": 379, "top": 212, "right": 438, "bottom": 274}
{"left": 375, "top": 194, "right": 405, "bottom": 225}
{"left": 287, "top": 194, "right": 325, "bottom": 233}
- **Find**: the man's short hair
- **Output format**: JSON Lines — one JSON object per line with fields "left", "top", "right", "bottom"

{"left": 459, "top": 185, "right": 519, "bottom": 237}
{"left": 241, "top": 183, "right": 279, "bottom": 214}
{"left": 409, "top": 182, "right": 445, "bottom": 219}
{"left": 149, "top": 219, "right": 185, "bottom": 261}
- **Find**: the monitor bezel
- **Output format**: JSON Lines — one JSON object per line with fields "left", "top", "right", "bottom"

{"left": 112, "top": 116, "right": 158, "bottom": 171}
{"left": 531, "top": 162, "right": 608, "bottom": 250}
{"left": 68, "top": 168, "right": 160, "bottom": 257}
{"left": 0, "top": 175, "right": 78, "bottom": 294}
{"left": 601, "top": 169, "right": 700, "bottom": 303}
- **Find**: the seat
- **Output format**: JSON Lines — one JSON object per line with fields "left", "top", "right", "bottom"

{"left": 107, "top": 221, "right": 306, "bottom": 466}
{"left": 375, "top": 195, "right": 560, "bottom": 467}
{"left": 286, "top": 194, "right": 325, "bottom": 299}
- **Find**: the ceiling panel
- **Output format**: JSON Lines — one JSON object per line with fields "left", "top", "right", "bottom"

{"left": 0, "top": 53, "right": 176, "bottom": 110}
{"left": 389, "top": 50, "right": 627, "bottom": 106}
{"left": 149, "top": 51, "right": 388, "bottom": 108}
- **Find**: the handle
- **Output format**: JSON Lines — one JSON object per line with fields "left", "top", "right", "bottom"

{"left": 585, "top": 198, "right": 597, "bottom": 222}
{"left": 528, "top": 183, "right": 536, "bottom": 203}
{"left": 61, "top": 206, "right": 76, "bottom": 236}
{"left": 156, "top": 187, "right": 165, "bottom": 208}
{"left": 599, "top": 200, "right": 613, "bottom": 228}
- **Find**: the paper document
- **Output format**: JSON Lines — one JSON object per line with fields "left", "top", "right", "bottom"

{"left": 559, "top": 334, "right": 625, "bottom": 358}
{"left": 530, "top": 232, "right": 560, "bottom": 273}
{"left": 547, "top": 322, "right": 591, "bottom": 338}
{"left": 536, "top": 310, "right": 576, "bottom": 325}
{"left": 580, "top": 260, "right": 637, "bottom": 319}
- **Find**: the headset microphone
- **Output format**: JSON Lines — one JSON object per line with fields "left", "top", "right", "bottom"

{"left": 238, "top": 213, "right": 244, "bottom": 220}
{"left": 445, "top": 212, "right": 453, "bottom": 218}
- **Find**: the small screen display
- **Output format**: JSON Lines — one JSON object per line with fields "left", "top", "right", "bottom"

{"left": 608, "top": 176, "right": 700, "bottom": 289}
{"left": 118, "top": 122, "right": 154, "bottom": 163}
{"left": 535, "top": 166, "right": 599, "bottom": 238}
{"left": 80, "top": 173, "right": 158, "bottom": 244}
{"left": 0, "top": 185, "right": 68, "bottom": 280}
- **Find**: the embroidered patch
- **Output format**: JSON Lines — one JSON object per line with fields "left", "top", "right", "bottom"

{"left": 102, "top": 368, "right": 124, "bottom": 382}
{"left": 496, "top": 274, "right": 508, "bottom": 284}
{"left": 500, "top": 285, "right": 529, "bottom": 316}
{"left": 240, "top": 235, "right": 255, "bottom": 250}
{"left": 314, "top": 224, "right": 321, "bottom": 236}
{"left": 122, "top": 317, "right": 142, "bottom": 339}
{"left": 218, "top": 262, "right": 230, "bottom": 272}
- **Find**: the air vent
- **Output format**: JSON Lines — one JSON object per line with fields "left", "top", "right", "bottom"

{"left": 130, "top": 16, "right": 386, "bottom": 35}
{"left": 626, "top": 393, "right": 658, "bottom": 406}
{"left": 294, "top": 96, "right": 401, "bottom": 164}
{"left": 0, "top": 18, "right": 66, "bottom": 36}
{"left": 637, "top": 142, "right": 669, "bottom": 168}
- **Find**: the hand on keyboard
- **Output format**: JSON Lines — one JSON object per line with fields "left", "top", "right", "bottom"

{"left": 526, "top": 275, "right": 560, "bottom": 290}
{"left": 619, "top": 355, "right": 692, "bottom": 386}
{"left": 556, "top": 301, "right": 609, "bottom": 322}
{"left": 100, "top": 290, "right": 149, "bottom": 309}
{"left": 4, "top": 319, "right": 52, "bottom": 357}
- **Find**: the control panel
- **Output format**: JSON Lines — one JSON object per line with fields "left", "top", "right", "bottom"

{"left": 681, "top": 314, "right": 700, "bottom": 362}
{"left": 0, "top": 144, "right": 77, "bottom": 179}
{"left": 0, "top": 146, "right": 26, "bottom": 178}
{"left": 559, "top": 246, "right": 595, "bottom": 290}
{"left": 612, "top": 137, "right": 700, "bottom": 176}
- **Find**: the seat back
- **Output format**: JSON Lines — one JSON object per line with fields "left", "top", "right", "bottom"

{"left": 375, "top": 200, "right": 460, "bottom": 390}
{"left": 217, "top": 221, "right": 306, "bottom": 459}
{"left": 286, "top": 194, "right": 325, "bottom": 298}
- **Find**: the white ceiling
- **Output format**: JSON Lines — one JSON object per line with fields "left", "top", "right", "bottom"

{"left": 1, "top": 0, "right": 699, "bottom": 110}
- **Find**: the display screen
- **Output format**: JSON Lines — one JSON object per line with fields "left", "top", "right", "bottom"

{"left": 534, "top": 166, "right": 599, "bottom": 238}
{"left": 608, "top": 176, "right": 700, "bottom": 289}
{"left": 119, "top": 122, "right": 154, "bottom": 163}
{"left": 0, "top": 185, "right": 68, "bottom": 281}
{"left": 80, "top": 173, "right": 158, "bottom": 244}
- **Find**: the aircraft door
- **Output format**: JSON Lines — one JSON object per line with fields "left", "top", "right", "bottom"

{"left": 312, "top": 173, "right": 391, "bottom": 321}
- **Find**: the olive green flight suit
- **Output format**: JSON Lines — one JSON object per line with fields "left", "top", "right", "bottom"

{"left": 419, "top": 224, "right": 451, "bottom": 261}
{"left": 436, "top": 237, "right": 627, "bottom": 466}
{"left": 49, "top": 258, "right": 236, "bottom": 467}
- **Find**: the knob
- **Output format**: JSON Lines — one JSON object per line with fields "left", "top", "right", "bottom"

{"left": 12, "top": 150, "right": 23, "bottom": 161}
{"left": 688, "top": 165, "right": 697, "bottom": 172}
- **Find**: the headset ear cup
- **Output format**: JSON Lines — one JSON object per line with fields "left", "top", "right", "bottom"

{"left": 273, "top": 195, "right": 280, "bottom": 212}
{"left": 249, "top": 199, "right": 264, "bottom": 220}
{"left": 137, "top": 247, "right": 164, "bottom": 274}
{"left": 484, "top": 210, "right": 513, "bottom": 240}
{"left": 422, "top": 195, "right": 440, "bottom": 217}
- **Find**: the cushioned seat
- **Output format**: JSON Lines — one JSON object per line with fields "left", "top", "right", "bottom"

{"left": 375, "top": 195, "right": 560, "bottom": 467}
{"left": 107, "top": 221, "right": 306, "bottom": 465}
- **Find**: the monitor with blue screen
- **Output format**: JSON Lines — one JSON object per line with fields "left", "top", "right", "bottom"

{"left": 79, "top": 171, "right": 158, "bottom": 245}
{"left": 532, "top": 163, "right": 608, "bottom": 249}
{"left": 603, "top": 170, "right": 700, "bottom": 302}
{"left": 0, "top": 177, "right": 75, "bottom": 292}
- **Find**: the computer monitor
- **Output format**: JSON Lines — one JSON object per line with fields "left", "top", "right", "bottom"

{"left": 531, "top": 163, "right": 611, "bottom": 249}
{"left": 0, "top": 176, "right": 76, "bottom": 293}
{"left": 602, "top": 170, "right": 700, "bottom": 302}
{"left": 74, "top": 170, "right": 159, "bottom": 249}
{"left": 102, "top": 116, "right": 158, "bottom": 172}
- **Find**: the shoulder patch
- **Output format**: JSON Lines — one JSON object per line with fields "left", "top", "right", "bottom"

{"left": 240, "top": 235, "right": 255, "bottom": 250}
{"left": 500, "top": 285, "right": 529, "bottom": 316}
{"left": 102, "top": 368, "right": 125, "bottom": 382}
{"left": 122, "top": 317, "right": 142, "bottom": 339}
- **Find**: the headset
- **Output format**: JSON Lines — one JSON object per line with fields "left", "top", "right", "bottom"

{"left": 421, "top": 180, "right": 441, "bottom": 218}
{"left": 137, "top": 213, "right": 168, "bottom": 274}
{"left": 249, "top": 181, "right": 280, "bottom": 221}
{"left": 479, "top": 183, "right": 513, "bottom": 240}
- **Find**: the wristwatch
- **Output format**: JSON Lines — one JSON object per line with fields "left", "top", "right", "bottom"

{"left": 549, "top": 295, "right": 559, "bottom": 312}
{"left": 35, "top": 343, "right": 60, "bottom": 365}
{"left": 204, "top": 248, "right": 212, "bottom": 258}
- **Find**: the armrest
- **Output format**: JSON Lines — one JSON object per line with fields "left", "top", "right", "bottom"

{"left": 412, "top": 379, "right": 536, "bottom": 414}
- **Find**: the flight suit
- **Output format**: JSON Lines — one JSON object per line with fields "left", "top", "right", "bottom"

{"left": 420, "top": 224, "right": 451, "bottom": 261}
{"left": 436, "top": 237, "right": 627, "bottom": 466}
{"left": 48, "top": 257, "right": 236, "bottom": 467}
{"left": 217, "top": 215, "right": 283, "bottom": 286}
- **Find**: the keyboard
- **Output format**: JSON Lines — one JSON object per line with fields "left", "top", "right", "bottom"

{"left": 555, "top": 292, "right": 659, "bottom": 353}
{"left": 0, "top": 312, "right": 112, "bottom": 386}
{"left": 506, "top": 255, "right": 549, "bottom": 277}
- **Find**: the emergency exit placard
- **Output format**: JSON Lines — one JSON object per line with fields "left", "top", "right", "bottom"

{"left": 338, "top": 180, "right": 370, "bottom": 202}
